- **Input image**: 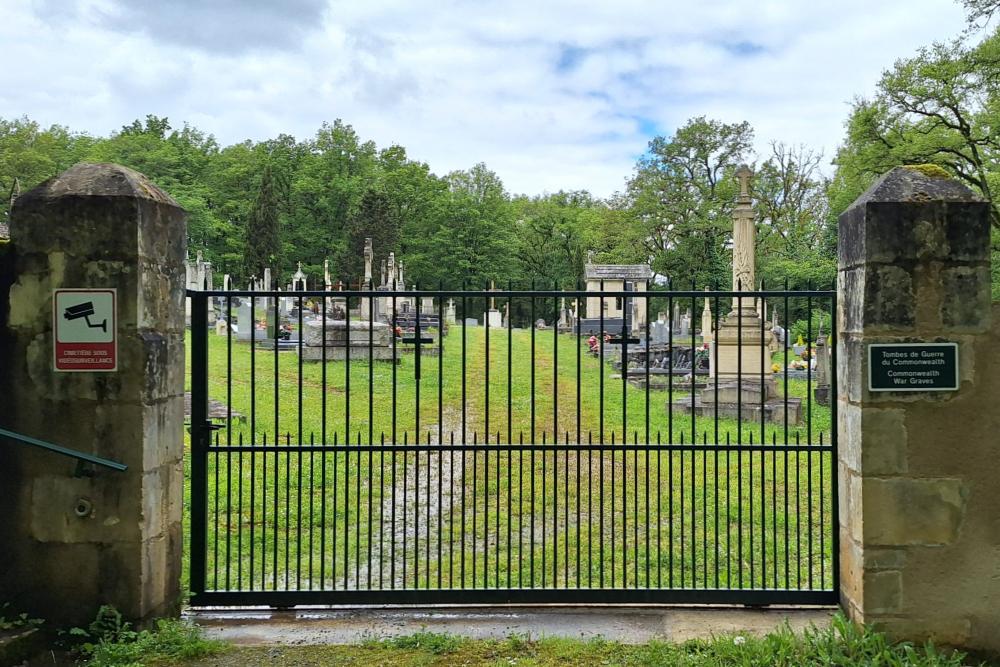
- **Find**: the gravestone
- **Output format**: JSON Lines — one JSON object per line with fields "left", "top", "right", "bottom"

{"left": 236, "top": 297, "right": 253, "bottom": 342}
{"left": 299, "top": 318, "right": 394, "bottom": 361}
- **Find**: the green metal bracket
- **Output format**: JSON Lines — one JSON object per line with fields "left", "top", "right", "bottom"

{"left": 0, "top": 427, "right": 128, "bottom": 472}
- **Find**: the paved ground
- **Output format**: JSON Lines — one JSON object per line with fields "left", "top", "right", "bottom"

{"left": 189, "top": 606, "right": 835, "bottom": 645}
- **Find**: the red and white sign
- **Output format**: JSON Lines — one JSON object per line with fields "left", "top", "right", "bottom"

{"left": 54, "top": 289, "right": 117, "bottom": 372}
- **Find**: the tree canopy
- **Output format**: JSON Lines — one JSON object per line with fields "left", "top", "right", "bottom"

{"left": 1, "top": 112, "right": 839, "bottom": 293}
{"left": 830, "top": 20, "right": 1000, "bottom": 296}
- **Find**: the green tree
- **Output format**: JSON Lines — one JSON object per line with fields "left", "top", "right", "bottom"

{"left": 402, "top": 163, "right": 514, "bottom": 290}
{"left": 511, "top": 191, "right": 602, "bottom": 288}
{"left": 830, "top": 25, "right": 1000, "bottom": 296}
{"left": 342, "top": 187, "right": 401, "bottom": 284}
{"left": 0, "top": 117, "right": 93, "bottom": 221}
{"left": 86, "top": 117, "right": 224, "bottom": 254}
{"left": 285, "top": 120, "right": 377, "bottom": 279}
{"left": 243, "top": 163, "right": 282, "bottom": 282}
{"left": 753, "top": 142, "right": 835, "bottom": 287}
{"left": 624, "top": 116, "right": 753, "bottom": 288}
{"left": 831, "top": 30, "right": 1000, "bottom": 228}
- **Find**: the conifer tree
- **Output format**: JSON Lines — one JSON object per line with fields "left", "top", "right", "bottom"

{"left": 243, "top": 163, "right": 281, "bottom": 283}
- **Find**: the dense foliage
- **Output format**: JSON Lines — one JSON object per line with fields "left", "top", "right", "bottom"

{"left": 0, "top": 113, "right": 832, "bottom": 292}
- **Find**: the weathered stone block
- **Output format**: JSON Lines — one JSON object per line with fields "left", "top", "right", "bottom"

{"left": 838, "top": 267, "right": 865, "bottom": 335}
{"left": 864, "top": 478, "right": 966, "bottom": 546}
{"left": 837, "top": 335, "right": 865, "bottom": 404}
{"left": 940, "top": 265, "right": 992, "bottom": 331}
{"left": 865, "top": 201, "right": 944, "bottom": 264}
{"left": 864, "top": 569, "right": 902, "bottom": 614}
{"left": 30, "top": 475, "right": 98, "bottom": 543}
{"left": 860, "top": 408, "right": 907, "bottom": 475}
{"left": 863, "top": 547, "right": 907, "bottom": 571}
{"left": 835, "top": 169, "right": 996, "bottom": 651}
{"left": 838, "top": 401, "right": 861, "bottom": 473}
{"left": 1, "top": 163, "right": 186, "bottom": 626}
{"left": 302, "top": 318, "right": 392, "bottom": 347}
{"left": 838, "top": 201, "right": 867, "bottom": 270}
{"left": 839, "top": 536, "right": 864, "bottom": 610}
{"left": 943, "top": 201, "right": 992, "bottom": 262}
{"left": 864, "top": 265, "right": 914, "bottom": 329}
{"left": 142, "top": 469, "right": 168, "bottom": 540}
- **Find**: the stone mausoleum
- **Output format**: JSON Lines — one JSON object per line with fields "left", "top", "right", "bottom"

{"left": 581, "top": 258, "right": 652, "bottom": 334}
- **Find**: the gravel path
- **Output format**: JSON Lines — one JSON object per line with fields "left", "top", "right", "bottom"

{"left": 337, "top": 411, "right": 467, "bottom": 590}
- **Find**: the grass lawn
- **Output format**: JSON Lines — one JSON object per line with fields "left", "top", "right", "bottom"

{"left": 78, "top": 614, "right": 985, "bottom": 667}
{"left": 187, "top": 325, "right": 834, "bottom": 595}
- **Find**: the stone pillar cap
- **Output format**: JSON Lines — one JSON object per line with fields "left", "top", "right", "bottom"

{"left": 14, "top": 163, "right": 180, "bottom": 207}
{"left": 852, "top": 166, "right": 984, "bottom": 206}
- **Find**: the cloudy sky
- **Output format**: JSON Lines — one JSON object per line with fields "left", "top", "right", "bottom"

{"left": 1, "top": 0, "right": 968, "bottom": 197}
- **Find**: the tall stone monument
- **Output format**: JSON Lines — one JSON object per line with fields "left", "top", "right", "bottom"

{"left": 691, "top": 165, "right": 797, "bottom": 423}
{"left": 709, "top": 166, "right": 773, "bottom": 382}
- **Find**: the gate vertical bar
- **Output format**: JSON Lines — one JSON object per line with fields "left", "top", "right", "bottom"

{"left": 189, "top": 291, "right": 210, "bottom": 599}
{"left": 830, "top": 286, "right": 840, "bottom": 596}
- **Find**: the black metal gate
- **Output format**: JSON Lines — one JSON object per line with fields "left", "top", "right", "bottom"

{"left": 188, "top": 286, "right": 837, "bottom": 607}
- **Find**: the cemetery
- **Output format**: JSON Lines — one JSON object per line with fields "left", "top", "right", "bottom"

{"left": 169, "top": 166, "right": 834, "bottom": 610}
{"left": 4, "top": 2, "right": 1000, "bottom": 662}
{"left": 183, "top": 167, "right": 825, "bottom": 450}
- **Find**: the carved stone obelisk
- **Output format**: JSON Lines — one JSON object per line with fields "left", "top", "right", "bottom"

{"left": 693, "top": 165, "right": 798, "bottom": 423}
{"left": 730, "top": 165, "right": 756, "bottom": 314}
{"left": 710, "top": 165, "right": 773, "bottom": 385}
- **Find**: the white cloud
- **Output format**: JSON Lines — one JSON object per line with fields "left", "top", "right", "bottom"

{"left": 0, "top": 0, "right": 968, "bottom": 196}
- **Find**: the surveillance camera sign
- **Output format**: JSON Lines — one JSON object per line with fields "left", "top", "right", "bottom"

{"left": 53, "top": 289, "right": 117, "bottom": 372}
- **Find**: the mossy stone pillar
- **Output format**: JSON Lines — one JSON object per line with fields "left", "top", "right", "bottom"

{"left": 0, "top": 163, "right": 186, "bottom": 625}
{"left": 837, "top": 167, "right": 999, "bottom": 650}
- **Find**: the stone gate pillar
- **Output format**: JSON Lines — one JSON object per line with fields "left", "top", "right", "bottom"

{"left": 0, "top": 164, "right": 186, "bottom": 625}
{"left": 837, "top": 167, "right": 999, "bottom": 650}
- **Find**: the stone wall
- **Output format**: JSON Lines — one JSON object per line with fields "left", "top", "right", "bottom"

{"left": 837, "top": 167, "right": 1000, "bottom": 651}
{"left": 0, "top": 164, "right": 186, "bottom": 625}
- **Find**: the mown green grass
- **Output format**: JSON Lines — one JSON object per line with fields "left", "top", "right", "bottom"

{"left": 187, "top": 326, "right": 833, "bottom": 594}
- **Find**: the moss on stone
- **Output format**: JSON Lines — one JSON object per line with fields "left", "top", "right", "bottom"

{"left": 903, "top": 163, "right": 952, "bottom": 179}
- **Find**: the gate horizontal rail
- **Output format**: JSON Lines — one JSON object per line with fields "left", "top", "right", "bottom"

{"left": 203, "top": 443, "right": 833, "bottom": 454}
{"left": 188, "top": 286, "right": 837, "bottom": 607}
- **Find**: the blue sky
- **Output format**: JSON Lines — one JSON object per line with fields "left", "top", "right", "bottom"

{"left": 0, "top": 0, "right": 969, "bottom": 197}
